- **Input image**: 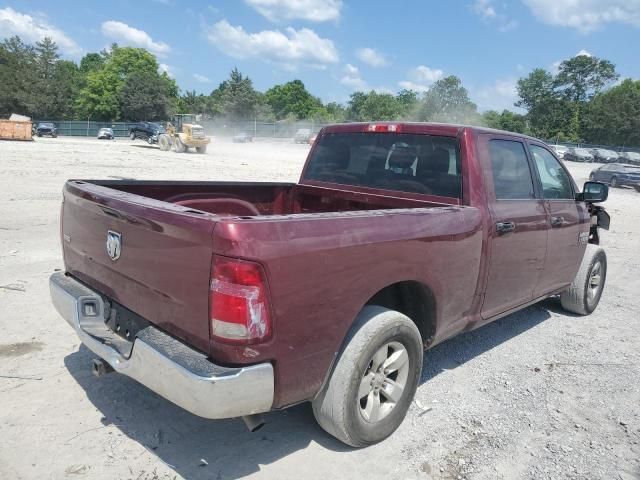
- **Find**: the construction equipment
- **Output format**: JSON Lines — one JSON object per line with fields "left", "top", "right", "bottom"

{"left": 158, "top": 114, "right": 210, "bottom": 154}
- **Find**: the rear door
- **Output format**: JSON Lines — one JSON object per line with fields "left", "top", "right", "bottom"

{"left": 528, "top": 143, "right": 589, "bottom": 294}
{"left": 479, "top": 135, "right": 548, "bottom": 319}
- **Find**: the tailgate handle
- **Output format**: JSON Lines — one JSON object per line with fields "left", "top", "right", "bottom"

{"left": 496, "top": 221, "right": 515, "bottom": 235}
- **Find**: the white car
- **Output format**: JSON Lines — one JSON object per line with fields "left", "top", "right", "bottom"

{"left": 549, "top": 144, "right": 569, "bottom": 159}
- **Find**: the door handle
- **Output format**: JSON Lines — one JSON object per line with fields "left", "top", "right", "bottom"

{"left": 550, "top": 216, "right": 565, "bottom": 227}
{"left": 496, "top": 221, "right": 515, "bottom": 235}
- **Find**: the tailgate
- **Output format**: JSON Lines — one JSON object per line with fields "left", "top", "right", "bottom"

{"left": 61, "top": 180, "right": 216, "bottom": 353}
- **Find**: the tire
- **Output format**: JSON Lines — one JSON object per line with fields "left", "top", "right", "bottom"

{"left": 129, "top": 132, "right": 136, "bottom": 140}
{"left": 610, "top": 176, "right": 618, "bottom": 187}
{"left": 312, "top": 306, "right": 423, "bottom": 447}
{"left": 158, "top": 134, "right": 171, "bottom": 151}
{"left": 147, "top": 136, "right": 154, "bottom": 145}
{"left": 174, "top": 137, "right": 186, "bottom": 153}
{"left": 37, "top": 133, "right": 42, "bottom": 137}
{"left": 560, "top": 244, "right": 607, "bottom": 315}
{"left": 589, "top": 173, "right": 595, "bottom": 181}
{"left": 196, "top": 145, "right": 207, "bottom": 154}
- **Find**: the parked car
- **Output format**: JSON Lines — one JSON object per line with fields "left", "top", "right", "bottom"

{"left": 232, "top": 132, "right": 253, "bottom": 143}
{"left": 294, "top": 128, "right": 312, "bottom": 143}
{"left": 618, "top": 151, "right": 640, "bottom": 166}
{"left": 564, "top": 147, "right": 594, "bottom": 162}
{"left": 589, "top": 163, "right": 640, "bottom": 189}
{"left": 97, "top": 128, "right": 114, "bottom": 140}
{"left": 549, "top": 144, "right": 569, "bottom": 159}
{"left": 128, "top": 122, "right": 165, "bottom": 144}
{"left": 50, "top": 122, "right": 610, "bottom": 447}
{"left": 36, "top": 122, "right": 57, "bottom": 138}
{"left": 589, "top": 148, "right": 619, "bottom": 163}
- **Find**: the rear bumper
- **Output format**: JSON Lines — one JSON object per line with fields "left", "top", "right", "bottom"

{"left": 50, "top": 272, "right": 274, "bottom": 419}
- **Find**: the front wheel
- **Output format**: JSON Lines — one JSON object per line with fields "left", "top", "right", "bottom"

{"left": 312, "top": 306, "right": 422, "bottom": 447}
{"left": 129, "top": 132, "right": 135, "bottom": 140}
{"left": 560, "top": 244, "right": 607, "bottom": 315}
{"left": 147, "top": 136, "right": 154, "bottom": 145}
{"left": 610, "top": 176, "right": 618, "bottom": 187}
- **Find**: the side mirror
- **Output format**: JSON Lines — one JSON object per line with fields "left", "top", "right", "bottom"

{"left": 577, "top": 181, "right": 608, "bottom": 203}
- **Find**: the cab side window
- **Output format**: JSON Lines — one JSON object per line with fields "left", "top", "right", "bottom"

{"left": 530, "top": 145, "right": 573, "bottom": 199}
{"left": 489, "top": 140, "right": 535, "bottom": 200}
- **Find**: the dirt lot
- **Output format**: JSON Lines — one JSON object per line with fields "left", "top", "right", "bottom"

{"left": 0, "top": 136, "right": 639, "bottom": 480}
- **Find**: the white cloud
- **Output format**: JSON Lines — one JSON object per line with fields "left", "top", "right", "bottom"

{"left": 523, "top": 0, "right": 640, "bottom": 32}
{"left": 472, "top": 78, "right": 521, "bottom": 112}
{"left": 101, "top": 21, "right": 170, "bottom": 56}
{"left": 245, "top": 0, "right": 342, "bottom": 22}
{"left": 193, "top": 73, "right": 211, "bottom": 83}
{"left": 355, "top": 47, "right": 389, "bottom": 67}
{"left": 340, "top": 63, "right": 367, "bottom": 90}
{"left": 158, "top": 63, "right": 174, "bottom": 77}
{"left": 0, "top": 7, "right": 81, "bottom": 55}
{"left": 398, "top": 65, "right": 444, "bottom": 92}
{"left": 205, "top": 20, "right": 339, "bottom": 67}
{"left": 472, "top": 0, "right": 519, "bottom": 31}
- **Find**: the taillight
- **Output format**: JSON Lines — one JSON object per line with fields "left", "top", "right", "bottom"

{"left": 209, "top": 256, "right": 271, "bottom": 344}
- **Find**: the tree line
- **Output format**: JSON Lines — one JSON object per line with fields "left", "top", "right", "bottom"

{"left": 1, "top": 35, "right": 638, "bottom": 146}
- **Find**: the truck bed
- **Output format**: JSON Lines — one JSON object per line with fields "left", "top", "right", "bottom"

{"left": 88, "top": 180, "right": 453, "bottom": 217}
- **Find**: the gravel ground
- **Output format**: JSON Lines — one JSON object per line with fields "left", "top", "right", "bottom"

{"left": 0, "top": 136, "right": 638, "bottom": 480}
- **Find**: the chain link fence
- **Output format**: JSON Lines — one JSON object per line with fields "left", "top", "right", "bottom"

{"left": 32, "top": 119, "right": 640, "bottom": 153}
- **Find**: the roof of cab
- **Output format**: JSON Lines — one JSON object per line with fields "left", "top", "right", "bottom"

{"left": 320, "top": 121, "right": 543, "bottom": 143}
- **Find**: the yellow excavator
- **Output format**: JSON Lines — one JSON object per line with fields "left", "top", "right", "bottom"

{"left": 158, "top": 114, "right": 210, "bottom": 154}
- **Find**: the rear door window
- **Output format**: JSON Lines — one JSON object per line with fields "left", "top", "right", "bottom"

{"left": 304, "top": 132, "right": 461, "bottom": 198}
{"left": 488, "top": 140, "right": 535, "bottom": 200}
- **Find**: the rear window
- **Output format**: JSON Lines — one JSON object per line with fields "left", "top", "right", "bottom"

{"left": 304, "top": 132, "right": 461, "bottom": 198}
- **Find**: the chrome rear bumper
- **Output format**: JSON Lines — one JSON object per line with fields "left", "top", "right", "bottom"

{"left": 50, "top": 272, "right": 274, "bottom": 419}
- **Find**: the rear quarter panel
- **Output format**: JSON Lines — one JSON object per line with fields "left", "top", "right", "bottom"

{"left": 212, "top": 206, "right": 483, "bottom": 407}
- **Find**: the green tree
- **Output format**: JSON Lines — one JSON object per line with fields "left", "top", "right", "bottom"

{"left": 76, "top": 45, "right": 177, "bottom": 120}
{"left": 582, "top": 79, "right": 640, "bottom": 146}
{"left": 482, "top": 110, "right": 529, "bottom": 134}
{"left": 516, "top": 68, "right": 576, "bottom": 140}
{"left": 120, "top": 71, "right": 171, "bottom": 120}
{"left": 417, "top": 76, "right": 479, "bottom": 123}
{"left": 79, "top": 53, "right": 105, "bottom": 74}
{"left": 554, "top": 55, "right": 619, "bottom": 103}
{"left": 0, "top": 36, "right": 37, "bottom": 116}
{"left": 396, "top": 89, "right": 419, "bottom": 118}
{"left": 264, "top": 79, "right": 323, "bottom": 120}
{"left": 210, "top": 68, "right": 260, "bottom": 120}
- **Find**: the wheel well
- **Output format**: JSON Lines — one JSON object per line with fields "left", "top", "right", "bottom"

{"left": 365, "top": 281, "right": 436, "bottom": 347}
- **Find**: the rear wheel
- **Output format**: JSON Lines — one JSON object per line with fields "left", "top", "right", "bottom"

{"left": 174, "top": 137, "right": 186, "bottom": 153}
{"left": 610, "top": 176, "right": 618, "bottom": 187}
{"left": 196, "top": 145, "right": 207, "bottom": 154}
{"left": 129, "top": 132, "right": 135, "bottom": 140}
{"left": 158, "top": 134, "right": 171, "bottom": 151}
{"left": 560, "top": 244, "right": 607, "bottom": 315}
{"left": 312, "top": 306, "right": 422, "bottom": 447}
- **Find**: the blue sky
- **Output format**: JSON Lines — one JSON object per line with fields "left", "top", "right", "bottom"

{"left": 1, "top": 0, "right": 639, "bottom": 111}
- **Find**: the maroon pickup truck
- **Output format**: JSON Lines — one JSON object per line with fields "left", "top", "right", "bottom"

{"left": 50, "top": 122, "right": 610, "bottom": 447}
